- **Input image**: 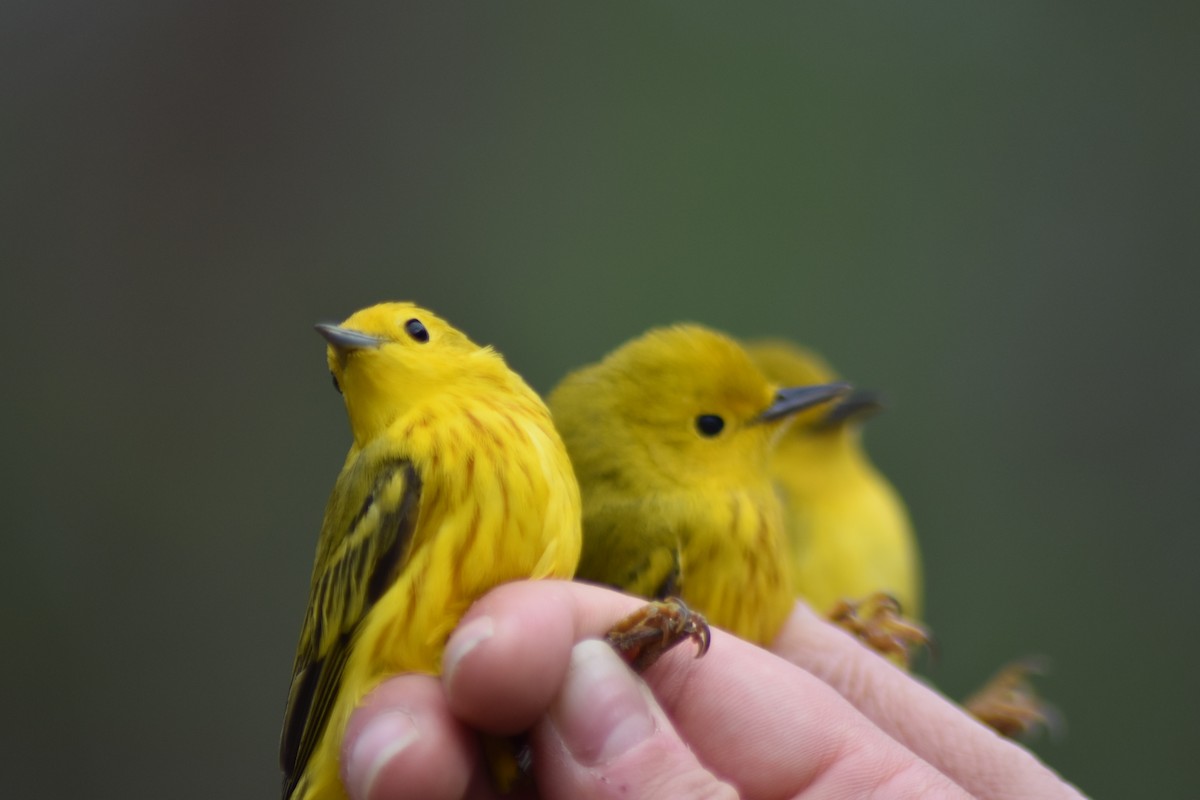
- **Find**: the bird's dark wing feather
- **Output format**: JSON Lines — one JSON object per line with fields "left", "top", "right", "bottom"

{"left": 279, "top": 457, "right": 422, "bottom": 799}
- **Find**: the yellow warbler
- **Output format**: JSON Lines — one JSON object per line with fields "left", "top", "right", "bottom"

{"left": 548, "top": 324, "right": 848, "bottom": 645}
{"left": 748, "top": 342, "right": 1058, "bottom": 733}
{"left": 279, "top": 302, "right": 581, "bottom": 800}
{"left": 745, "top": 340, "right": 922, "bottom": 619}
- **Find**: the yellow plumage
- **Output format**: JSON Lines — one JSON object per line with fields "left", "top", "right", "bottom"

{"left": 279, "top": 302, "right": 581, "bottom": 800}
{"left": 746, "top": 340, "right": 922, "bottom": 618}
{"left": 549, "top": 325, "right": 847, "bottom": 645}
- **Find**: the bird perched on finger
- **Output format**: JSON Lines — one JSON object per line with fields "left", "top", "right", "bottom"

{"left": 749, "top": 341, "right": 1059, "bottom": 737}
{"left": 279, "top": 302, "right": 582, "bottom": 800}
{"left": 549, "top": 324, "right": 849, "bottom": 646}
{"left": 745, "top": 341, "right": 922, "bottom": 617}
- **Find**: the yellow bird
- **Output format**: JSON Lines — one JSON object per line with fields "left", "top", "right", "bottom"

{"left": 749, "top": 341, "right": 1062, "bottom": 734}
{"left": 549, "top": 324, "right": 848, "bottom": 646}
{"left": 279, "top": 302, "right": 581, "bottom": 800}
{"left": 748, "top": 342, "right": 1061, "bottom": 734}
{"left": 745, "top": 340, "right": 922, "bottom": 620}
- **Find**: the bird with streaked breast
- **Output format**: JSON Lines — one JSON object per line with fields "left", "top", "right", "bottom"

{"left": 279, "top": 301, "right": 581, "bottom": 800}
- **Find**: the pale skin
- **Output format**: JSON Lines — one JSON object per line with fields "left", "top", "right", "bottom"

{"left": 339, "top": 581, "right": 1085, "bottom": 800}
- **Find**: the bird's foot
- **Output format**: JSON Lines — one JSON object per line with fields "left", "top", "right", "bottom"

{"left": 964, "top": 656, "right": 1063, "bottom": 740}
{"left": 605, "top": 597, "right": 712, "bottom": 673}
{"left": 827, "top": 592, "right": 934, "bottom": 668}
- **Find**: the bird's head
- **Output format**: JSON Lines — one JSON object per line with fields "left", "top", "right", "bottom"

{"left": 550, "top": 325, "right": 849, "bottom": 491}
{"left": 316, "top": 302, "right": 500, "bottom": 446}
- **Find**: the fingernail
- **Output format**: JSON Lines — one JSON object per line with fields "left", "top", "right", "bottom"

{"left": 442, "top": 615, "right": 494, "bottom": 683}
{"left": 346, "top": 710, "right": 419, "bottom": 800}
{"left": 550, "top": 639, "right": 656, "bottom": 765}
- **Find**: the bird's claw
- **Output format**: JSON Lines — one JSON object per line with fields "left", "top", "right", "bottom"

{"left": 605, "top": 597, "right": 712, "bottom": 673}
{"left": 964, "top": 656, "right": 1064, "bottom": 740}
{"left": 827, "top": 592, "right": 934, "bottom": 668}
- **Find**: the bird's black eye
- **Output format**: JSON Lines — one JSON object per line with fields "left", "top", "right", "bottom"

{"left": 330, "top": 372, "right": 342, "bottom": 395}
{"left": 404, "top": 318, "right": 430, "bottom": 343}
{"left": 696, "top": 414, "right": 725, "bottom": 437}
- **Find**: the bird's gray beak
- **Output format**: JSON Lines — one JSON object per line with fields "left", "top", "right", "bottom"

{"left": 757, "top": 382, "right": 852, "bottom": 423}
{"left": 314, "top": 323, "right": 385, "bottom": 351}
{"left": 817, "top": 389, "right": 885, "bottom": 430}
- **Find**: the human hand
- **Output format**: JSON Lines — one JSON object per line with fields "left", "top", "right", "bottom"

{"left": 339, "top": 581, "right": 1084, "bottom": 799}
{"left": 770, "top": 602, "right": 1080, "bottom": 799}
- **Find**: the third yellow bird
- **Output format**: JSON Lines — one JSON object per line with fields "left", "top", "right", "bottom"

{"left": 747, "top": 341, "right": 1063, "bottom": 734}
{"left": 549, "top": 324, "right": 848, "bottom": 645}
{"left": 279, "top": 302, "right": 581, "bottom": 800}
{"left": 746, "top": 340, "right": 922, "bottom": 622}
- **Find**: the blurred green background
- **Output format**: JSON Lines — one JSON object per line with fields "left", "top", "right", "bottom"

{"left": 5, "top": 3, "right": 1196, "bottom": 797}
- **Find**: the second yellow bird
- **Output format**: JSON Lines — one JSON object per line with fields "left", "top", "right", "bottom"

{"left": 549, "top": 324, "right": 848, "bottom": 645}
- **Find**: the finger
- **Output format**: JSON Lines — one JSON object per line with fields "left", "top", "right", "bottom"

{"left": 441, "top": 579, "right": 646, "bottom": 734}
{"left": 342, "top": 673, "right": 494, "bottom": 800}
{"left": 771, "top": 601, "right": 1084, "bottom": 800}
{"left": 530, "top": 639, "right": 738, "bottom": 800}
{"left": 442, "top": 580, "right": 966, "bottom": 799}
{"left": 636, "top": 618, "right": 969, "bottom": 799}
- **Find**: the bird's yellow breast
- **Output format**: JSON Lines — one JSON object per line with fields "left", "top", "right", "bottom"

{"left": 665, "top": 484, "right": 795, "bottom": 646}
{"left": 295, "top": 398, "right": 580, "bottom": 800}
{"left": 365, "top": 402, "right": 579, "bottom": 674}
{"left": 774, "top": 441, "right": 920, "bottom": 617}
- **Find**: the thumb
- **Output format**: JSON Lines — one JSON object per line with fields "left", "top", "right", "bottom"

{"left": 531, "top": 639, "right": 737, "bottom": 800}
